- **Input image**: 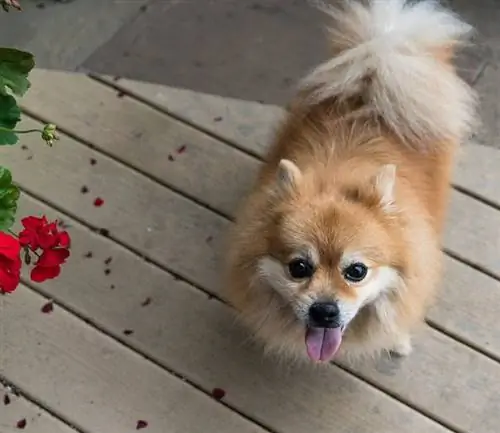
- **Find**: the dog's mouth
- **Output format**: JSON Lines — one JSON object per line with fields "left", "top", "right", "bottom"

{"left": 305, "top": 325, "right": 345, "bottom": 362}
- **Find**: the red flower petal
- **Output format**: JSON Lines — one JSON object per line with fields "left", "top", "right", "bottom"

{"left": 16, "top": 418, "right": 27, "bottom": 429}
{"left": 58, "top": 231, "right": 71, "bottom": 248}
{"left": 18, "top": 216, "right": 70, "bottom": 252}
{"left": 0, "top": 256, "right": 21, "bottom": 293}
{"left": 21, "top": 215, "right": 46, "bottom": 230}
{"left": 41, "top": 301, "right": 54, "bottom": 314}
{"left": 0, "top": 232, "right": 21, "bottom": 259}
{"left": 136, "top": 420, "right": 148, "bottom": 430}
{"left": 19, "top": 229, "right": 38, "bottom": 249}
{"left": 38, "top": 231, "right": 59, "bottom": 250}
{"left": 211, "top": 388, "right": 226, "bottom": 401}
{"left": 31, "top": 265, "right": 61, "bottom": 283}
{"left": 94, "top": 197, "right": 104, "bottom": 207}
{"left": 37, "top": 248, "right": 70, "bottom": 268}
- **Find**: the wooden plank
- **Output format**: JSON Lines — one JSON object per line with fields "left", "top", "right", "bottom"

{"left": 95, "top": 73, "right": 500, "bottom": 206}
{"left": 3, "top": 286, "right": 266, "bottom": 433}
{"left": 350, "top": 328, "right": 500, "bottom": 433}
{"left": 19, "top": 73, "right": 500, "bottom": 277}
{"left": 0, "top": 385, "right": 76, "bottom": 433}
{"left": 26, "top": 69, "right": 282, "bottom": 158}
{"left": 10, "top": 76, "right": 500, "bottom": 430}
{"left": 22, "top": 70, "right": 258, "bottom": 218}
{"left": 2, "top": 117, "right": 226, "bottom": 293}
{"left": 12, "top": 196, "right": 449, "bottom": 433}
{"left": 430, "top": 256, "right": 500, "bottom": 359}
{"left": 445, "top": 190, "right": 500, "bottom": 275}
{"left": 9, "top": 114, "right": 500, "bottom": 339}
{"left": 455, "top": 143, "right": 500, "bottom": 206}
{"left": 11, "top": 155, "right": 500, "bottom": 433}
{"left": 5, "top": 115, "right": 499, "bottom": 310}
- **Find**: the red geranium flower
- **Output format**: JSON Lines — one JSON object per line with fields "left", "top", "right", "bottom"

{"left": 31, "top": 247, "right": 70, "bottom": 283}
{"left": 0, "top": 232, "right": 22, "bottom": 293}
{"left": 19, "top": 215, "right": 70, "bottom": 251}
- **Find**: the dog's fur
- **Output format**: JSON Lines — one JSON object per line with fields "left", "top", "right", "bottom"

{"left": 224, "top": 0, "right": 477, "bottom": 362}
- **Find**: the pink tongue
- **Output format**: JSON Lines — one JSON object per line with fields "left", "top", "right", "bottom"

{"left": 305, "top": 327, "right": 342, "bottom": 362}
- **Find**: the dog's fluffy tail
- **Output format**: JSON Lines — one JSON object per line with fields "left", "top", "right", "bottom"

{"left": 300, "top": 0, "right": 478, "bottom": 148}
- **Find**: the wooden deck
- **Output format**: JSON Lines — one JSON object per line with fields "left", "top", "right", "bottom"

{"left": 1, "top": 69, "right": 500, "bottom": 433}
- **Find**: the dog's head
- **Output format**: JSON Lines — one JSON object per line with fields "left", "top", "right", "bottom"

{"left": 255, "top": 158, "right": 407, "bottom": 361}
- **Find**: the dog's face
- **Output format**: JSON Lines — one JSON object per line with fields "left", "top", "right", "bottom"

{"left": 255, "top": 160, "right": 406, "bottom": 361}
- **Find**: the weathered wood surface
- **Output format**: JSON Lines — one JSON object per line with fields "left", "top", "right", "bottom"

{"left": 1, "top": 69, "right": 499, "bottom": 433}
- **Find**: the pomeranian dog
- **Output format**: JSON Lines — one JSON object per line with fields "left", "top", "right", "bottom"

{"left": 224, "top": 0, "right": 477, "bottom": 363}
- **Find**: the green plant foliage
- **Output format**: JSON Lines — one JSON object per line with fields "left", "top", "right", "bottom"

{"left": 0, "top": 94, "right": 21, "bottom": 145}
{"left": 0, "top": 48, "right": 35, "bottom": 146}
{"left": 0, "top": 166, "right": 20, "bottom": 230}
{"left": 0, "top": 48, "right": 35, "bottom": 96}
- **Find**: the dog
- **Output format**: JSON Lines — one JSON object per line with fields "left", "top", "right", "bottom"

{"left": 224, "top": 0, "right": 477, "bottom": 363}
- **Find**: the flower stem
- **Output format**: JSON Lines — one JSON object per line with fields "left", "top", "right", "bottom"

{"left": 7, "top": 229, "right": 41, "bottom": 258}
{"left": 0, "top": 126, "right": 43, "bottom": 134}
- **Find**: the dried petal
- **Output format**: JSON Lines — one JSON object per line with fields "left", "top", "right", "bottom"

{"left": 41, "top": 301, "right": 54, "bottom": 314}
{"left": 16, "top": 418, "right": 27, "bottom": 429}
{"left": 211, "top": 388, "right": 226, "bottom": 401}
{"left": 176, "top": 145, "right": 187, "bottom": 154}
{"left": 136, "top": 420, "right": 148, "bottom": 430}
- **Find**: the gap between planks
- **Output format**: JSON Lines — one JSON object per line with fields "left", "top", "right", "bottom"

{"left": 0, "top": 378, "right": 85, "bottom": 433}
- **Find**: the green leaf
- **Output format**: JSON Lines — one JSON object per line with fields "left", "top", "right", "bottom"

{"left": 0, "top": 165, "right": 13, "bottom": 188}
{"left": 0, "top": 207, "right": 16, "bottom": 230}
{"left": 0, "top": 48, "right": 35, "bottom": 96}
{"left": 0, "top": 166, "right": 19, "bottom": 230}
{"left": 0, "top": 93, "right": 21, "bottom": 145}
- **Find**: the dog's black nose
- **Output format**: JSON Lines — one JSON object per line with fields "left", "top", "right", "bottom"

{"left": 309, "top": 302, "right": 341, "bottom": 328}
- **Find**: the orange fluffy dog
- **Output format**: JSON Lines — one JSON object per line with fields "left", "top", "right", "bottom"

{"left": 225, "top": 0, "right": 477, "bottom": 362}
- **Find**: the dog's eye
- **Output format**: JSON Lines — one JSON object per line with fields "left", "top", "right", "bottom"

{"left": 343, "top": 263, "right": 368, "bottom": 282}
{"left": 288, "top": 258, "right": 315, "bottom": 280}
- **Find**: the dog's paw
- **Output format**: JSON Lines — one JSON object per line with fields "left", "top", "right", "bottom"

{"left": 390, "top": 334, "right": 413, "bottom": 358}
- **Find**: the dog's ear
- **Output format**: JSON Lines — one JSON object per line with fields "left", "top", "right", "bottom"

{"left": 374, "top": 164, "right": 396, "bottom": 211}
{"left": 276, "top": 159, "right": 302, "bottom": 196}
